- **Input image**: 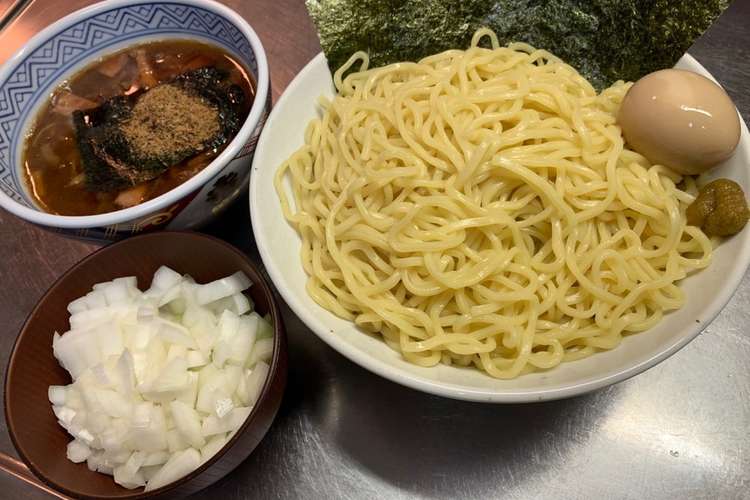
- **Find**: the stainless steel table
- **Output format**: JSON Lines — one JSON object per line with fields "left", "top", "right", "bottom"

{"left": 0, "top": 0, "right": 748, "bottom": 498}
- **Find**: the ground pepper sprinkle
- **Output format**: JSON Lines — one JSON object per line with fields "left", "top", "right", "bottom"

{"left": 120, "top": 84, "right": 220, "bottom": 159}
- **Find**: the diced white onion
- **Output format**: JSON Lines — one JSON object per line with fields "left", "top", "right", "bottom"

{"left": 195, "top": 272, "right": 252, "bottom": 305}
{"left": 170, "top": 401, "right": 205, "bottom": 449}
{"left": 67, "top": 440, "right": 91, "bottom": 463}
{"left": 208, "top": 293, "right": 252, "bottom": 316}
{"left": 102, "top": 279, "right": 132, "bottom": 305}
{"left": 48, "top": 386, "right": 66, "bottom": 406}
{"left": 53, "top": 405, "right": 76, "bottom": 427}
{"left": 151, "top": 266, "right": 182, "bottom": 292}
{"left": 84, "top": 290, "right": 107, "bottom": 310}
{"left": 157, "top": 285, "right": 182, "bottom": 308}
{"left": 50, "top": 269, "right": 273, "bottom": 490}
{"left": 248, "top": 338, "right": 273, "bottom": 367}
{"left": 200, "top": 435, "right": 226, "bottom": 464}
{"left": 166, "top": 429, "right": 188, "bottom": 453}
{"left": 201, "top": 407, "right": 251, "bottom": 437}
{"left": 144, "top": 449, "right": 201, "bottom": 492}
{"left": 67, "top": 296, "right": 89, "bottom": 315}
{"left": 185, "top": 350, "right": 207, "bottom": 369}
{"left": 241, "top": 361, "right": 270, "bottom": 407}
{"left": 177, "top": 371, "right": 199, "bottom": 408}
{"left": 143, "top": 451, "right": 170, "bottom": 467}
{"left": 257, "top": 314, "right": 273, "bottom": 339}
{"left": 214, "top": 397, "right": 234, "bottom": 419}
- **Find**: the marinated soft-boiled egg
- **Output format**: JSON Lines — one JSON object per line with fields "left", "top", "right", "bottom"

{"left": 618, "top": 69, "right": 740, "bottom": 175}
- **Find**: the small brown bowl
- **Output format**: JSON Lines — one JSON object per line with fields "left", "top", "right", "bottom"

{"left": 4, "top": 231, "right": 287, "bottom": 499}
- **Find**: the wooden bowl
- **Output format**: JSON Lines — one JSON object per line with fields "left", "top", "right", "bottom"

{"left": 4, "top": 231, "right": 287, "bottom": 499}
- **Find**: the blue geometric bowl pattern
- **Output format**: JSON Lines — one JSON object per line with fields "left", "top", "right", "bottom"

{"left": 0, "top": 2, "right": 256, "bottom": 207}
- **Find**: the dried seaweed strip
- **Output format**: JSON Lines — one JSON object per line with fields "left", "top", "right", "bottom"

{"left": 306, "top": 0, "right": 729, "bottom": 90}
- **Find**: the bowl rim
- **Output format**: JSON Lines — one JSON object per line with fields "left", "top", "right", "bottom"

{"left": 4, "top": 231, "right": 285, "bottom": 498}
{"left": 250, "top": 50, "right": 750, "bottom": 403}
{"left": 0, "top": 0, "right": 270, "bottom": 229}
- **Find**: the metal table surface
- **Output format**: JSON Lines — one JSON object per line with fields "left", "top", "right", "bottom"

{"left": 0, "top": 0, "right": 748, "bottom": 499}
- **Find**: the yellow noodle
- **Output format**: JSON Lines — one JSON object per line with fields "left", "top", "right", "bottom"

{"left": 274, "top": 29, "right": 713, "bottom": 379}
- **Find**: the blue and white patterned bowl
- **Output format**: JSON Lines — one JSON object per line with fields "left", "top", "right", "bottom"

{"left": 0, "top": 0, "right": 270, "bottom": 239}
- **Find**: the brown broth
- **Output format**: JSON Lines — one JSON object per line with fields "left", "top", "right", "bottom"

{"left": 22, "top": 39, "right": 254, "bottom": 216}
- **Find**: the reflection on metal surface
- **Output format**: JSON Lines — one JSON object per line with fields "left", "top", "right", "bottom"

{"left": 0, "top": 453, "right": 71, "bottom": 500}
{"left": 0, "top": 0, "right": 31, "bottom": 32}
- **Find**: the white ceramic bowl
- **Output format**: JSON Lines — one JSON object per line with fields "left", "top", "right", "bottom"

{"left": 250, "top": 52, "right": 750, "bottom": 402}
{"left": 0, "top": 0, "right": 270, "bottom": 240}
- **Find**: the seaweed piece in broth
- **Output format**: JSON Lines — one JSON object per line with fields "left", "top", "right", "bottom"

{"left": 74, "top": 66, "right": 245, "bottom": 192}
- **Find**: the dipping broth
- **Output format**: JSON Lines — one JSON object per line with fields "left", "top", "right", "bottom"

{"left": 23, "top": 39, "right": 254, "bottom": 216}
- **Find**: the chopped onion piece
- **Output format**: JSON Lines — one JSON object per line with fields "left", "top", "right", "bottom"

{"left": 157, "top": 320, "right": 196, "bottom": 348}
{"left": 87, "top": 411, "right": 111, "bottom": 435}
{"left": 140, "top": 465, "right": 162, "bottom": 482}
{"left": 167, "top": 429, "right": 188, "bottom": 453}
{"left": 67, "top": 440, "right": 91, "bottom": 463}
{"left": 214, "top": 397, "right": 234, "bottom": 419}
{"left": 74, "top": 428, "right": 96, "bottom": 447}
{"left": 131, "top": 402, "right": 152, "bottom": 429}
{"left": 114, "top": 351, "right": 136, "bottom": 396}
{"left": 128, "top": 404, "right": 167, "bottom": 452}
{"left": 170, "top": 401, "right": 205, "bottom": 448}
{"left": 114, "top": 462, "right": 146, "bottom": 489}
{"left": 201, "top": 407, "right": 251, "bottom": 437}
{"left": 151, "top": 266, "right": 182, "bottom": 292}
{"left": 137, "top": 305, "right": 158, "bottom": 323}
{"left": 99, "top": 419, "right": 129, "bottom": 453}
{"left": 87, "top": 453, "right": 101, "bottom": 472}
{"left": 102, "top": 280, "right": 132, "bottom": 305}
{"left": 185, "top": 350, "right": 208, "bottom": 368}
{"left": 211, "top": 340, "right": 232, "bottom": 368}
{"left": 96, "top": 324, "right": 124, "bottom": 358}
{"left": 84, "top": 290, "right": 107, "bottom": 310}
{"left": 67, "top": 296, "right": 89, "bottom": 315}
{"left": 143, "top": 451, "right": 170, "bottom": 467}
{"left": 114, "top": 450, "right": 147, "bottom": 488}
{"left": 222, "top": 365, "right": 243, "bottom": 396}
{"left": 226, "top": 315, "right": 257, "bottom": 366}
{"left": 53, "top": 404, "right": 75, "bottom": 425}
{"left": 195, "top": 272, "right": 252, "bottom": 305}
{"left": 167, "top": 344, "right": 188, "bottom": 363}
{"left": 218, "top": 310, "right": 240, "bottom": 340}
{"left": 177, "top": 372, "right": 199, "bottom": 408}
{"left": 157, "top": 284, "right": 182, "bottom": 308}
{"left": 240, "top": 361, "right": 270, "bottom": 407}
{"left": 142, "top": 358, "right": 189, "bottom": 401}
{"left": 208, "top": 293, "right": 252, "bottom": 316}
{"left": 48, "top": 386, "right": 66, "bottom": 406}
{"left": 200, "top": 435, "right": 226, "bottom": 464}
{"left": 248, "top": 338, "right": 273, "bottom": 367}
{"left": 166, "top": 298, "right": 187, "bottom": 316}
{"left": 196, "top": 370, "right": 230, "bottom": 416}
{"left": 54, "top": 329, "right": 102, "bottom": 378}
{"left": 95, "top": 389, "right": 132, "bottom": 418}
{"left": 144, "top": 448, "right": 201, "bottom": 492}
{"left": 257, "top": 314, "right": 274, "bottom": 339}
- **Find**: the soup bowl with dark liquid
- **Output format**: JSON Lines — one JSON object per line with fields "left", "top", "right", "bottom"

{"left": 0, "top": 0, "right": 270, "bottom": 240}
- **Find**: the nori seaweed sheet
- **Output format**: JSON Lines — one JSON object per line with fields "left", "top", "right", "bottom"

{"left": 306, "top": 0, "right": 729, "bottom": 90}
{"left": 74, "top": 67, "right": 245, "bottom": 192}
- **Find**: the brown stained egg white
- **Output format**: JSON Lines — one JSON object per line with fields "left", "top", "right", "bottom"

{"left": 618, "top": 69, "right": 740, "bottom": 175}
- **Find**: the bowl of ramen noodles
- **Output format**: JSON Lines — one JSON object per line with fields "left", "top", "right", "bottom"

{"left": 251, "top": 30, "right": 750, "bottom": 402}
{"left": 0, "top": 0, "right": 269, "bottom": 240}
